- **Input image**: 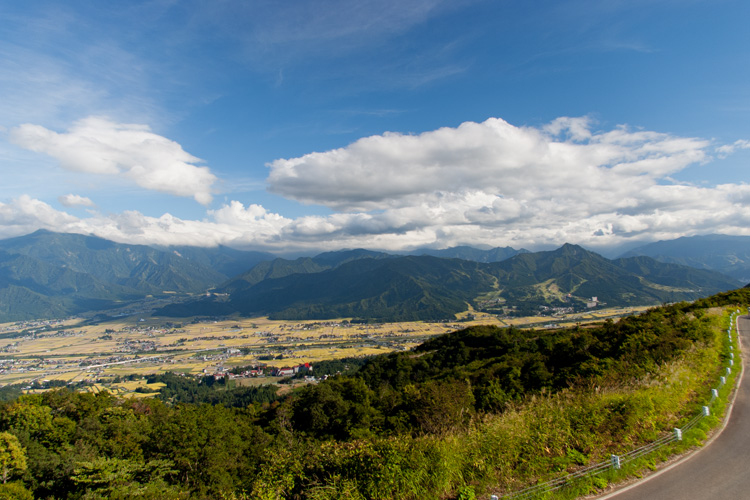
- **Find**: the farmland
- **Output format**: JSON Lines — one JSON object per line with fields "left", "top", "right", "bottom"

{"left": 0, "top": 305, "right": 649, "bottom": 393}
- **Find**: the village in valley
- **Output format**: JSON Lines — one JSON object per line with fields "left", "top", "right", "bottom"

{"left": 0, "top": 304, "right": 648, "bottom": 397}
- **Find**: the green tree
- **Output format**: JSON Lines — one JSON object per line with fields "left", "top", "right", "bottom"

{"left": 291, "top": 377, "right": 378, "bottom": 440}
{"left": 72, "top": 457, "right": 186, "bottom": 499}
{"left": 0, "top": 482, "right": 33, "bottom": 500}
{"left": 0, "top": 432, "right": 26, "bottom": 484}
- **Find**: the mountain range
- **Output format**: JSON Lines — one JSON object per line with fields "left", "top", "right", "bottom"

{"left": 0, "top": 230, "right": 744, "bottom": 323}
{"left": 620, "top": 234, "right": 750, "bottom": 282}
{"left": 408, "top": 245, "right": 528, "bottom": 262}
{"left": 158, "top": 243, "right": 740, "bottom": 322}
{"left": 0, "top": 230, "right": 272, "bottom": 322}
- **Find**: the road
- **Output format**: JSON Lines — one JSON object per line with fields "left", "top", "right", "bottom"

{"left": 600, "top": 315, "right": 749, "bottom": 499}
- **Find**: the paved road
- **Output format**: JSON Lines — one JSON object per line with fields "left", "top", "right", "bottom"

{"left": 601, "top": 315, "right": 750, "bottom": 499}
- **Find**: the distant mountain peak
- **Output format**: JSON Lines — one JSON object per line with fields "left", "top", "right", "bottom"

{"left": 534, "top": 243, "right": 594, "bottom": 260}
{"left": 411, "top": 245, "right": 527, "bottom": 263}
{"left": 557, "top": 242, "right": 586, "bottom": 252}
{"left": 621, "top": 234, "right": 750, "bottom": 282}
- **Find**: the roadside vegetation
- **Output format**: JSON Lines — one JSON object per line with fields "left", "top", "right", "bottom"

{"left": 0, "top": 288, "right": 747, "bottom": 499}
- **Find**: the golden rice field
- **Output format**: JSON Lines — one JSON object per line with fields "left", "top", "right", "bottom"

{"left": 0, "top": 305, "right": 648, "bottom": 396}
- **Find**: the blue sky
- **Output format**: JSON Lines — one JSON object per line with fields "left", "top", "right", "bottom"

{"left": 1, "top": 0, "right": 749, "bottom": 255}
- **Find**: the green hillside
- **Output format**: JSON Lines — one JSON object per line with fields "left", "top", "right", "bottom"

{"left": 0, "top": 231, "right": 233, "bottom": 321}
{"left": 159, "top": 245, "right": 274, "bottom": 278}
{"left": 413, "top": 245, "right": 528, "bottom": 262}
{"left": 0, "top": 231, "right": 742, "bottom": 323}
{"left": 491, "top": 244, "right": 738, "bottom": 310}
{"left": 220, "top": 249, "right": 392, "bottom": 291}
{"left": 261, "top": 255, "right": 494, "bottom": 321}
{"left": 160, "top": 243, "right": 740, "bottom": 321}
{"left": 0, "top": 288, "right": 744, "bottom": 499}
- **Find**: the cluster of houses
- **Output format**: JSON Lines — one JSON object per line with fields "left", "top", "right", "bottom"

{"left": 208, "top": 362, "right": 314, "bottom": 380}
{"left": 115, "top": 339, "right": 158, "bottom": 353}
{"left": 270, "top": 363, "right": 313, "bottom": 377}
{"left": 1, "top": 318, "right": 68, "bottom": 336}
{"left": 538, "top": 305, "right": 576, "bottom": 316}
{"left": 0, "top": 357, "right": 44, "bottom": 374}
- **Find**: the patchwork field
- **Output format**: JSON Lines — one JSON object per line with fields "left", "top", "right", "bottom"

{"left": 0, "top": 305, "right": 649, "bottom": 395}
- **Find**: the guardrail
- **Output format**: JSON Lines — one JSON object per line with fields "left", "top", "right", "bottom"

{"left": 495, "top": 308, "right": 744, "bottom": 500}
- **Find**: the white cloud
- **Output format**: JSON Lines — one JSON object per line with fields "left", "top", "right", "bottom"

{"left": 260, "top": 117, "right": 748, "bottom": 251}
{"left": 58, "top": 194, "right": 95, "bottom": 208}
{"left": 10, "top": 117, "right": 217, "bottom": 205}
{"left": 543, "top": 116, "right": 593, "bottom": 141}
{"left": 79, "top": 202, "right": 293, "bottom": 249}
{"left": 1, "top": 182, "right": 750, "bottom": 255}
{"left": 0, "top": 197, "right": 293, "bottom": 250}
{"left": 2, "top": 117, "right": 750, "bottom": 255}
{"left": 267, "top": 117, "right": 710, "bottom": 212}
{"left": 0, "top": 195, "right": 80, "bottom": 238}
{"left": 716, "top": 139, "right": 750, "bottom": 158}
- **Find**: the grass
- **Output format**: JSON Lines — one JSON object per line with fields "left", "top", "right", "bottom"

{"left": 251, "top": 307, "right": 738, "bottom": 500}
{"left": 269, "top": 306, "right": 737, "bottom": 500}
{"left": 483, "top": 307, "right": 742, "bottom": 500}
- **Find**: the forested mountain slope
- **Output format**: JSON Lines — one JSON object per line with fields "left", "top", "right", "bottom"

{"left": 220, "top": 248, "right": 391, "bottom": 292}
{"left": 411, "top": 245, "right": 528, "bottom": 262}
{"left": 0, "top": 230, "right": 263, "bottom": 321}
{"left": 159, "top": 244, "right": 740, "bottom": 321}
{"left": 0, "top": 230, "right": 742, "bottom": 323}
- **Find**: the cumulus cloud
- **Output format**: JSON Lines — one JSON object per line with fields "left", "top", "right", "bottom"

{"left": 58, "top": 194, "right": 95, "bottom": 208}
{"left": 1, "top": 182, "right": 750, "bottom": 254}
{"left": 0, "top": 195, "right": 80, "bottom": 237}
{"left": 2, "top": 117, "right": 750, "bottom": 254}
{"left": 260, "top": 116, "right": 748, "bottom": 251}
{"left": 0, "top": 197, "right": 293, "bottom": 250}
{"left": 10, "top": 116, "right": 217, "bottom": 205}
{"left": 267, "top": 117, "right": 709, "bottom": 212}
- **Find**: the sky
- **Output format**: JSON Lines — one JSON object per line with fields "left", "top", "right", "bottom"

{"left": 1, "top": 0, "right": 749, "bottom": 256}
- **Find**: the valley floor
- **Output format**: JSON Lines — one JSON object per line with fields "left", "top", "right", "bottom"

{"left": 0, "top": 305, "right": 649, "bottom": 395}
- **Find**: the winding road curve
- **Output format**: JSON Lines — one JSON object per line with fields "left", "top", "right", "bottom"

{"left": 599, "top": 315, "right": 750, "bottom": 499}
